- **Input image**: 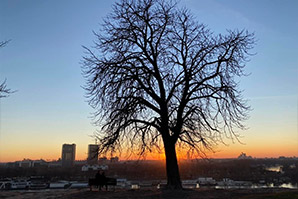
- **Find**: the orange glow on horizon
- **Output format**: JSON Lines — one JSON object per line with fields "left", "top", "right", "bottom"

{"left": 1, "top": 142, "right": 297, "bottom": 163}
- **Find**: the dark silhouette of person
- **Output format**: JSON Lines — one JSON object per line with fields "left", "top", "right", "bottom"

{"left": 95, "top": 170, "right": 101, "bottom": 180}
{"left": 94, "top": 170, "right": 102, "bottom": 190}
{"left": 101, "top": 171, "right": 106, "bottom": 179}
{"left": 94, "top": 170, "right": 107, "bottom": 191}
{"left": 100, "top": 171, "right": 107, "bottom": 191}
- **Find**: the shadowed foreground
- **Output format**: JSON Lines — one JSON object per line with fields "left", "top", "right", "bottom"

{"left": 1, "top": 188, "right": 298, "bottom": 199}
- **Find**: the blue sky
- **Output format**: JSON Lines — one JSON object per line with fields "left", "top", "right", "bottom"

{"left": 0, "top": 0, "right": 297, "bottom": 161}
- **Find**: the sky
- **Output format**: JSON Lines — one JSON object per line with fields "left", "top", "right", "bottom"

{"left": 0, "top": 0, "right": 297, "bottom": 162}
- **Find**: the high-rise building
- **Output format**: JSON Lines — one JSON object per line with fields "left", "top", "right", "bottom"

{"left": 87, "top": 144, "right": 99, "bottom": 165}
{"left": 61, "top": 143, "right": 76, "bottom": 167}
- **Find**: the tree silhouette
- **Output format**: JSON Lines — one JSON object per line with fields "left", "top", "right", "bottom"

{"left": 83, "top": 0, "right": 255, "bottom": 189}
{"left": 0, "top": 80, "right": 12, "bottom": 98}
{"left": 0, "top": 40, "right": 13, "bottom": 98}
{"left": 0, "top": 40, "right": 9, "bottom": 48}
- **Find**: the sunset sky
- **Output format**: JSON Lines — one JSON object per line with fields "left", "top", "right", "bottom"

{"left": 0, "top": 0, "right": 297, "bottom": 162}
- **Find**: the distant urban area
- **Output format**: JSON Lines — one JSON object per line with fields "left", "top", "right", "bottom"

{"left": 0, "top": 143, "right": 297, "bottom": 190}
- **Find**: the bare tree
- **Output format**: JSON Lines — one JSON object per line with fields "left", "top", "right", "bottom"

{"left": 0, "top": 40, "right": 13, "bottom": 98}
{"left": 0, "top": 40, "right": 9, "bottom": 48}
{"left": 82, "top": 0, "right": 255, "bottom": 189}
{"left": 0, "top": 80, "right": 12, "bottom": 98}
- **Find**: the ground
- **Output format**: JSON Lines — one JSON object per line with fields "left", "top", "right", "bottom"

{"left": 1, "top": 188, "right": 298, "bottom": 199}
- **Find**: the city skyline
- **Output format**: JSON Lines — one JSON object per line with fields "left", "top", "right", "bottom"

{"left": 1, "top": 0, "right": 297, "bottom": 162}
{"left": 0, "top": 142, "right": 122, "bottom": 163}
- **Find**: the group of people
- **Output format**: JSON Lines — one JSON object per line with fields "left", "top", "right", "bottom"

{"left": 95, "top": 170, "right": 107, "bottom": 190}
{"left": 89, "top": 170, "right": 117, "bottom": 191}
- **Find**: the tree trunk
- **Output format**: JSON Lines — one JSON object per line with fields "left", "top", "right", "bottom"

{"left": 164, "top": 140, "right": 182, "bottom": 189}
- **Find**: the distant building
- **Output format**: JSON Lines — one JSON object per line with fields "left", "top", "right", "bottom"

{"left": 31, "top": 159, "right": 48, "bottom": 167}
{"left": 75, "top": 160, "right": 87, "bottom": 166}
{"left": 16, "top": 159, "right": 32, "bottom": 168}
{"left": 110, "top": 156, "right": 119, "bottom": 163}
{"left": 48, "top": 159, "right": 62, "bottom": 167}
{"left": 197, "top": 177, "right": 216, "bottom": 186}
{"left": 98, "top": 157, "right": 108, "bottom": 164}
{"left": 61, "top": 143, "right": 76, "bottom": 167}
{"left": 87, "top": 144, "right": 99, "bottom": 165}
{"left": 12, "top": 159, "right": 48, "bottom": 168}
{"left": 81, "top": 164, "right": 108, "bottom": 171}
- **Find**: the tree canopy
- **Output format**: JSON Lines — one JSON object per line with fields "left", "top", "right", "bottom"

{"left": 83, "top": 0, "right": 255, "bottom": 189}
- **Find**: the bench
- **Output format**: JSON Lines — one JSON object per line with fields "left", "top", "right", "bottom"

{"left": 89, "top": 177, "right": 117, "bottom": 191}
